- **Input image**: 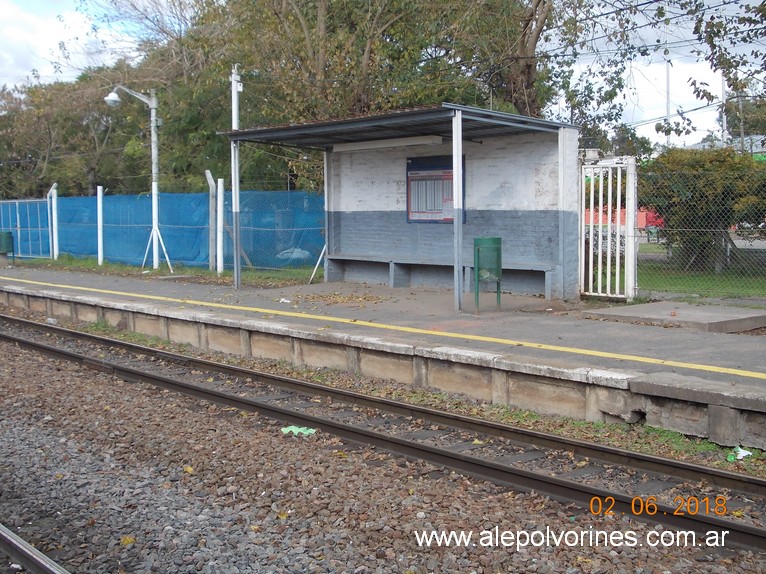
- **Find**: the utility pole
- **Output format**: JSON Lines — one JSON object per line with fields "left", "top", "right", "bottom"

{"left": 231, "top": 64, "right": 242, "bottom": 288}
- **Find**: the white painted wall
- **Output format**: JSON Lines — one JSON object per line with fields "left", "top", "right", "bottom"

{"left": 558, "top": 127, "right": 581, "bottom": 212}
{"left": 329, "top": 143, "right": 439, "bottom": 212}
{"left": 463, "top": 133, "right": 561, "bottom": 211}
{"left": 329, "top": 131, "right": 569, "bottom": 213}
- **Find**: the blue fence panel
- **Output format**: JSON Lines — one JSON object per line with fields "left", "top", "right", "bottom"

{"left": 51, "top": 190, "right": 324, "bottom": 269}
{"left": 102, "top": 194, "right": 153, "bottom": 265}
{"left": 98, "top": 192, "right": 209, "bottom": 266}
{"left": 157, "top": 193, "right": 210, "bottom": 266}
{"left": 0, "top": 202, "right": 18, "bottom": 230}
{"left": 0, "top": 199, "right": 50, "bottom": 258}
{"left": 18, "top": 201, "right": 50, "bottom": 258}
{"left": 58, "top": 196, "right": 99, "bottom": 258}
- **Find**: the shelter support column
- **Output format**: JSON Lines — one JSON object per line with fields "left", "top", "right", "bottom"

{"left": 452, "top": 110, "right": 464, "bottom": 312}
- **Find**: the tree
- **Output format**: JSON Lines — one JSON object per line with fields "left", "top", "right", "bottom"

{"left": 0, "top": 87, "right": 38, "bottom": 198}
{"left": 639, "top": 148, "right": 766, "bottom": 272}
{"left": 4, "top": 0, "right": 765, "bottom": 197}
{"left": 0, "top": 77, "right": 116, "bottom": 198}
{"left": 440, "top": 0, "right": 554, "bottom": 117}
{"left": 74, "top": 0, "right": 223, "bottom": 85}
{"left": 578, "top": 123, "right": 611, "bottom": 156}
{"left": 691, "top": 1, "right": 765, "bottom": 96}
{"left": 685, "top": 0, "right": 766, "bottom": 142}
{"left": 218, "top": 0, "right": 438, "bottom": 121}
{"left": 723, "top": 85, "right": 766, "bottom": 138}
{"left": 610, "top": 125, "right": 654, "bottom": 160}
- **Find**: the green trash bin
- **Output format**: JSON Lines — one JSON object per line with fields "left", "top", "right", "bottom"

{"left": 474, "top": 236, "right": 502, "bottom": 312}
{"left": 0, "top": 232, "right": 13, "bottom": 260}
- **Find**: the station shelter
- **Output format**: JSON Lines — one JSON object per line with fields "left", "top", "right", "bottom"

{"left": 226, "top": 103, "right": 581, "bottom": 311}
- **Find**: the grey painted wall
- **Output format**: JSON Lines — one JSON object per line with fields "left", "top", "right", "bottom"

{"left": 327, "top": 209, "right": 579, "bottom": 298}
{"left": 330, "top": 209, "right": 560, "bottom": 261}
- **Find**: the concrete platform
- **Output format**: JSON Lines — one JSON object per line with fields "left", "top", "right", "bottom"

{"left": 583, "top": 301, "right": 766, "bottom": 333}
{"left": 0, "top": 267, "right": 764, "bottom": 449}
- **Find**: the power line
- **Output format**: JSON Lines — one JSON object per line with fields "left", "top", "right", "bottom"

{"left": 627, "top": 101, "right": 722, "bottom": 128}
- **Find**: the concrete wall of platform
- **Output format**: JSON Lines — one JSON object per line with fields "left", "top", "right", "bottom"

{"left": 1, "top": 287, "right": 764, "bottom": 449}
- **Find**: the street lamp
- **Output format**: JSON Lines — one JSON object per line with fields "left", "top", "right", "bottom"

{"left": 104, "top": 85, "right": 172, "bottom": 272}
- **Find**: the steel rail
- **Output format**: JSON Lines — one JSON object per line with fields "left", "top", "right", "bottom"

{"left": 1, "top": 314, "right": 764, "bottom": 495}
{"left": 179, "top": 352, "right": 766, "bottom": 493}
{"left": 0, "top": 524, "right": 71, "bottom": 574}
{"left": 1, "top": 328, "right": 765, "bottom": 551}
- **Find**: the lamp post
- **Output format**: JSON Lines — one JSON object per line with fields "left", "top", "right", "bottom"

{"left": 104, "top": 85, "right": 172, "bottom": 272}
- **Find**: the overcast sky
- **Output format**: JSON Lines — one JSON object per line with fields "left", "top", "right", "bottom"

{"left": 1, "top": 0, "right": 725, "bottom": 148}
{"left": 619, "top": 56, "right": 723, "bottom": 146}
{"left": 0, "top": 0, "right": 97, "bottom": 84}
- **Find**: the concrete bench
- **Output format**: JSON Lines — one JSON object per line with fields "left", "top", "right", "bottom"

{"left": 326, "top": 254, "right": 554, "bottom": 298}
{"left": 326, "top": 254, "right": 448, "bottom": 288}
{"left": 464, "top": 260, "right": 553, "bottom": 300}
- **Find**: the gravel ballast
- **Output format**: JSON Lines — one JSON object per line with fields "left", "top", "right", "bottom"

{"left": 1, "top": 341, "right": 764, "bottom": 573}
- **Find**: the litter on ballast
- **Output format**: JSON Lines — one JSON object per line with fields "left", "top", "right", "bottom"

{"left": 726, "top": 446, "right": 752, "bottom": 462}
{"left": 281, "top": 426, "right": 316, "bottom": 437}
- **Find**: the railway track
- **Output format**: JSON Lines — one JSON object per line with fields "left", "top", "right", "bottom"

{"left": 0, "top": 313, "right": 765, "bottom": 553}
{"left": 0, "top": 523, "right": 71, "bottom": 574}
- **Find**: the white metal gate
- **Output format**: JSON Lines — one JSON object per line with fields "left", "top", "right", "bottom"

{"left": 580, "top": 157, "right": 637, "bottom": 300}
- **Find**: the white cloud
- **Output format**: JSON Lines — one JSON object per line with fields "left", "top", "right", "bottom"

{"left": 0, "top": 0, "right": 731, "bottom": 150}
{"left": 0, "top": 0, "right": 109, "bottom": 86}
{"left": 549, "top": 49, "right": 725, "bottom": 149}
{"left": 624, "top": 57, "right": 725, "bottom": 147}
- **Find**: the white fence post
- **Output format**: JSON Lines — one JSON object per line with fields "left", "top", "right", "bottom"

{"left": 205, "top": 170, "right": 216, "bottom": 271}
{"left": 47, "top": 183, "right": 59, "bottom": 260}
{"left": 97, "top": 186, "right": 104, "bottom": 265}
{"left": 624, "top": 157, "right": 638, "bottom": 300}
{"left": 216, "top": 178, "right": 224, "bottom": 276}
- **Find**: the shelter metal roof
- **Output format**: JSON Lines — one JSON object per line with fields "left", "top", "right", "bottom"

{"left": 223, "top": 103, "right": 576, "bottom": 150}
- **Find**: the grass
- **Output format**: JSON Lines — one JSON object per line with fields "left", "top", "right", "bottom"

{"left": 585, "top": 245, "right": 766, "bottom": 299}
{"left": 15, "top": 255, "right": 322, "bottom": 289}
{"left": 639, "top": 242, "right": 669, "bottom": 255}
{"left": 83, "top": 317, "right": 195, "bottom": 350}
{"left": 643, "top": 426, "right": 721, "bottom": 456}
{"left": 638, "top": 260, "right": 766, "bottom": 298}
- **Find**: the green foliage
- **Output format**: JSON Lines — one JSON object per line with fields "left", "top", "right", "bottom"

{"left": 1, "top": 0, "right": 764, "bottom": 197}
{"left": 724, "top": 89, "right": 766, "bottom": 137}
{"left": 643, "top": 426, "right": 721, "bottom": 455}
{"left": 610, "top": 125, "right": 654, "bottom": 160}
{"left": 639, "top": 148, "right": 766, "bottom": 271}
{"left": 691, "top": 0, "right": 766, "bottom": 103}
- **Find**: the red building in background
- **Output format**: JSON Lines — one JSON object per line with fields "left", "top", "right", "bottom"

{"left": 584, "top": 208, "right": 664, "bottom": 229}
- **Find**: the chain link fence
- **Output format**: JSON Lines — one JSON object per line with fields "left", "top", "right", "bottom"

{"left": 636, "top": 163, "right": 766, "bottom": 300}
{"left": 0, "top": 199, "right": 50, "bottom": 258}
{"left": 29, "top": 189, "right": 325, "bottom": 282}
{"left": 220, "top": 190, "right": 325, "bottom": 273}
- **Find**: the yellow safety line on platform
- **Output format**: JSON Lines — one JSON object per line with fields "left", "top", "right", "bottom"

{"left": 2, "top": 275, "right": 765, "bottom": 381}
